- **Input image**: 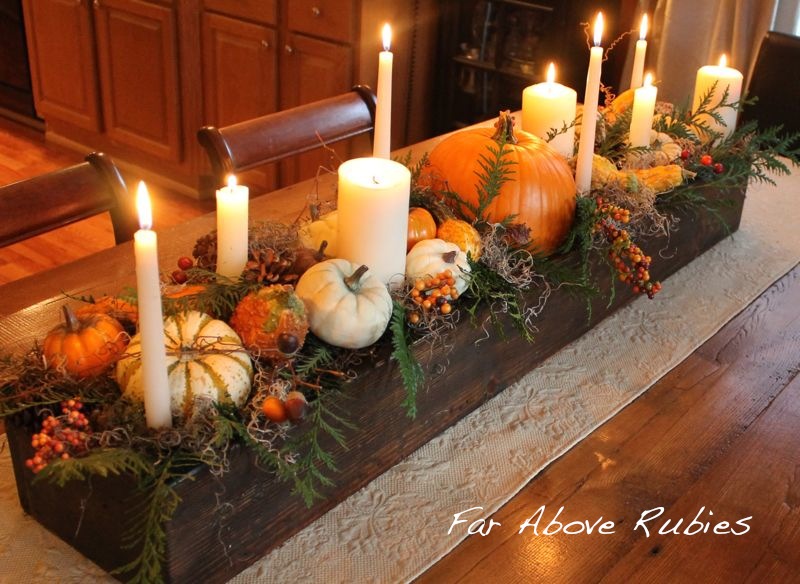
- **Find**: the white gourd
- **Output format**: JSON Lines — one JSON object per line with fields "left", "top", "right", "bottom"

{"left": 406, "top": 239, "right": 471, "bottom": 294}
{"left": 295, "top": 259, "right": 392, "bottom": 349}
{"left": 116, "top": 311, "right": 252, "bottom": 420}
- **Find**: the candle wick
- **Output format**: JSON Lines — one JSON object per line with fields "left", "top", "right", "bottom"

{"left": 372, "top": 176, "right": 380, "bottom": 185}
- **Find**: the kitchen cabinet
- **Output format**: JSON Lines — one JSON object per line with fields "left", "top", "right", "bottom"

{"left": 94, "top": 0, "right": 182, "bottom": 163}
{"left": 21, "top": 0, "right": 438, "bottom": 197}
{"left": 22, "top": 0, "right": 101, "bottom": 132}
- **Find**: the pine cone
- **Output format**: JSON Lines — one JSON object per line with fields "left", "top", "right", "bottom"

{"left": 193, "top": 231, "right": 218, "bottom": 270}
{"left": 243, "top": 248, "right": 299, "bottom": 285}
{"left": 502, "top": 223, "right": 532, "bottom": 248}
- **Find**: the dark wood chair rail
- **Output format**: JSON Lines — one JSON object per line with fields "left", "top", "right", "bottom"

{"left": 741, "top": 30, "right": 800, "bottom": 136}
{"left": 197, "top": 85, "right": 377, "bottom": 188}
{"left": 0, "top": 152, "right": 137, "bottom": 248}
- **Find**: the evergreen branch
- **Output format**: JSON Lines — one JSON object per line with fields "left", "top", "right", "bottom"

{"left": 113, "top": 454, "right": 199, "bottom": 584}
{"left": 33, "top": 447, "right": 153, "bottom": 488}
{"left": 389, "top": 301, "right": 424, "bottom": 418}
{"left": 472, "top": 139, "right": 516, "bottom": 223}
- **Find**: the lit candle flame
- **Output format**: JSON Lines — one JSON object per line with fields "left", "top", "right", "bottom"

{"left": 719, "top": 54, "right": 728, "bottom": 67}
{"left": 593, "top": 12, "right": 604, "bottom": 46}
{"left": 382, "top": 23, "right": 391, "bottom": 52}
{"left": 546, "top": 62, "right": 556, "bottom": 84}
{"left": 639, "top": 14, "right": 648, "bottom": 40}
{"left": 644, "top": 72, "right": 653, "bottom": 87}
{"left": 136, "top": 181, "right": 152, "bottom": 231}
{"left": 227, "top": 174, "right": 237, "bottom": 189}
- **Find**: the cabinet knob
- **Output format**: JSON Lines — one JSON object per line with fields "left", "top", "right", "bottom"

{"left": 284, "top": 45, "right": 294, "bottom": 55}
{"left": 311, "top": 6, "right": 321, "bottom": 17}
{"left": 75, "top": 0, "right": 83, "bottom": 5}
{"left": 92, "top": 0, "right": 100, "bottom": 7}
{"left": 261, "top": 40, "right": 270, "bottom": 50}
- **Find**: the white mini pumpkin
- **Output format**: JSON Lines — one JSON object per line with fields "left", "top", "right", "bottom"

{"left": 116, "top": 311, "right": 253, "bottom": 420}
{"left": 406, "top": 238, "right": 471, "bottom": 294}
{"left": 295, "top": 259, "right": 392, "bottom": 349}
{"left": 299, "top": 210, "right": 338, "bottom": 257}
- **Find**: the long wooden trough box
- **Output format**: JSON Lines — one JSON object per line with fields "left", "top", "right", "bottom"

{"left": 5, "top": 186, "right": 746, "bottom": 583}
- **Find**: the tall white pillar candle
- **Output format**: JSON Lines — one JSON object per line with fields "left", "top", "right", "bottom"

{"left": 215, "top": 174, "right": 249, "bottom": 279}
{"left": 691, "top": 54, "right": 743, "bottom": 139}
{"left": 337, "top": 157, "right": 410, "bottom": 285}
{"left": 373, "top": 24, "right": 393, "bottom": 159}
{"left": 629, "top": 14, "right": 648, "bottom": 90}
{"left": 521, "top": 62, "right": 578, "bottom": 158}
{"left": 575, "top": 12, "right": 604, "bottom": 194}
{"left": 134, "top": 182, "right": 172, "bottom": 429}
{"left": 629, "top": 73, "right": 658, "bottom": 148}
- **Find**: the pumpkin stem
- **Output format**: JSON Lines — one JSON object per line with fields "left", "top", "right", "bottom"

{"left": 344, "top": 265, "right": 370, "bottom": 291}
{"left": 316, "top": 240, "right": 329, "bottom": 259}
{"left": 442, "top": 250, "right": 458, "bottom": 264}
{"left": 62, "top": 305, "right": 80, "bottom": 332}
{"left": 491, "top": 110, "right": 518, "bottom": 145}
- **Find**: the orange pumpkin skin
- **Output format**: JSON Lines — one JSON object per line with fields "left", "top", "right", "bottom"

{"left": 427, "top": 112, "right": 576, "bottom": 255}
{"left": 43, "top": 306, "right": 128, "bottom": 378}
{"left": 407, "top": 207, "right": 437, "bottom": 251}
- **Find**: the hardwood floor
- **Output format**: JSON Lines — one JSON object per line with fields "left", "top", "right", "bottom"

{"left": 0, "top": 117, "right": 212, "bottom": 285}
{"left": 418, "top": 265, "right": 800, "bottom": 583}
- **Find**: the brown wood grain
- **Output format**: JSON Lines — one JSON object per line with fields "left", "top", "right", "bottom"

{"left": 417, "top": 265, "right": 800, "bottom": 584}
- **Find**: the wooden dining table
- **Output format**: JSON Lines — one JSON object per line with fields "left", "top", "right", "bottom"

{"left": 1, "top": 125, "right": 799, "bottom": 582}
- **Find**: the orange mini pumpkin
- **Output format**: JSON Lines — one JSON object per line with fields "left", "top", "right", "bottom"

{"left": 407, "top": 207, "right": 437, "bottom": 251}
{"left": 426, "top": 111, "right": 576, "bottom": 255}
{"left": 43, "top": 306, "right": 128, "bottom": 378}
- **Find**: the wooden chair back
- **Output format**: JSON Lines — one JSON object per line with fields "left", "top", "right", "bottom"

{"left": 0, "top": 152, "right": 137, "bottom": 248}
{"left": 197, "top": 85, "right": 376, "bottom": 187}
{"left": 742, "top": 31, "right": 800, "bottom": 135}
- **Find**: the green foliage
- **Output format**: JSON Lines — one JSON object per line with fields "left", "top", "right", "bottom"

{"left": 441, "top": 133, "right": 516, "bottom": 225}
{"left": 389, "top": 301, "right": 425, "bottom": 418}
{"left": 33, "top": 447, "right": 153, "bottom": 487}
{"left": 114, "top": 454, "right": 199, "bottom": 584}
{"left": 159, "top": 269, "right": 261, "bottom": 321}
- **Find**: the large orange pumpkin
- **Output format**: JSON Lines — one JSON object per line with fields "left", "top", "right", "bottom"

{"left": 426, "top": 111, "right": 576, "bottom": 255}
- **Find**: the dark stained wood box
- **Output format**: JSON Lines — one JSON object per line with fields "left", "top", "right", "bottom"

{"left": 5, "top": 186, "right": 746, "bottom": 583}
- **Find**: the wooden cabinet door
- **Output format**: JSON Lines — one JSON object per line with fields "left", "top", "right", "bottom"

{"left": 280, "top": 33, "right": 353, "bottom": 186}
{"left": 22, "top": 0, "right": 101, "bottom": 131}
{"left": 93, "top": 0, "right": 182, "bottom": 163}
{"left": 202, "top": 12, "right": 278, "bottom": 190}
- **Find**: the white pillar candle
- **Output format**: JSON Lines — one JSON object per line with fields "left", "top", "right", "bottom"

{"left": 373, "top": 24, "right": 393, "bottom": 159}
{"left": 629, "top": 73, "right": 658, "bottom": 148}
{"left": 521, "top": 62, "right": 578, "bottom": 158}
{"left": 337, "top": 157, "right": 410, "bottom": 285}
{"left": 575, "top": 12, "right": 604, "bottom": 194}
{"left": 691, "top": 54, "right": 743, "bottom": 139}
{"left": 629, "top": 14, "right": 648, "bottom": 90}
{"left": 215, "top": 174, "right": 249, "bottom": 279}
{"left": 133, "top": 182, "right": 171, "bottom": 429}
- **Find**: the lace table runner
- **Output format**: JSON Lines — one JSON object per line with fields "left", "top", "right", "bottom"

{"left": 1, "top": 172, "right": 799, "bottom": 583}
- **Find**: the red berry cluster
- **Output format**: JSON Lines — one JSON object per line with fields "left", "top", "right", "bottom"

{"left": 171, "top": 256, "right": 194, "bottom": 284}
{"left": 594, "top": 198, "right": 662, "bottom": 299}
{"left": 680, "top": 148, "right": 724, "bottom": 174}
{"left": 25, "top": 399, "right": 92, "bottom": 474}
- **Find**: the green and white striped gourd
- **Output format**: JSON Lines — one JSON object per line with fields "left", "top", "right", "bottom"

{"left": 116, "top": 311, "right": 252, "bottom": 420}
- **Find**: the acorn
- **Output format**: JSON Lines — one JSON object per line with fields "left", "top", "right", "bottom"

{"left": 277, "top": 332, "right": 300, "bottom": 355}
{"left": 289, "top": 241, "right": 328, "bottom": 277}
{"left": 261, "top": 396, "right": 288, "bottom": 423}
{"left": 284, "top": 391, "right": 308, "bottom": 423}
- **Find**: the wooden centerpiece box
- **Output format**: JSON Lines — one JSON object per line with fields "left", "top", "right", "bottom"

{"left": 4, "top": 186, "right": 746, "bottom": 583}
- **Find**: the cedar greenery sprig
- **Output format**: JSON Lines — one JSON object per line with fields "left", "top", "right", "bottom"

{"left": 440, "top": 120, "right": 516, "bottom": 226}
{"left": 389, "top": 301, "right": 424, "bottom": 418}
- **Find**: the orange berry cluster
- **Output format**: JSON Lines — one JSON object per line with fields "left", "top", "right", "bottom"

{"left": 594, "top": 198, "right": 662, "bottom": 299}
{"left": 408, "top": 270, "right": 459, "bottom": 324}
{"left": 25, "top": 399, "right": 92, "bottom": 474}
